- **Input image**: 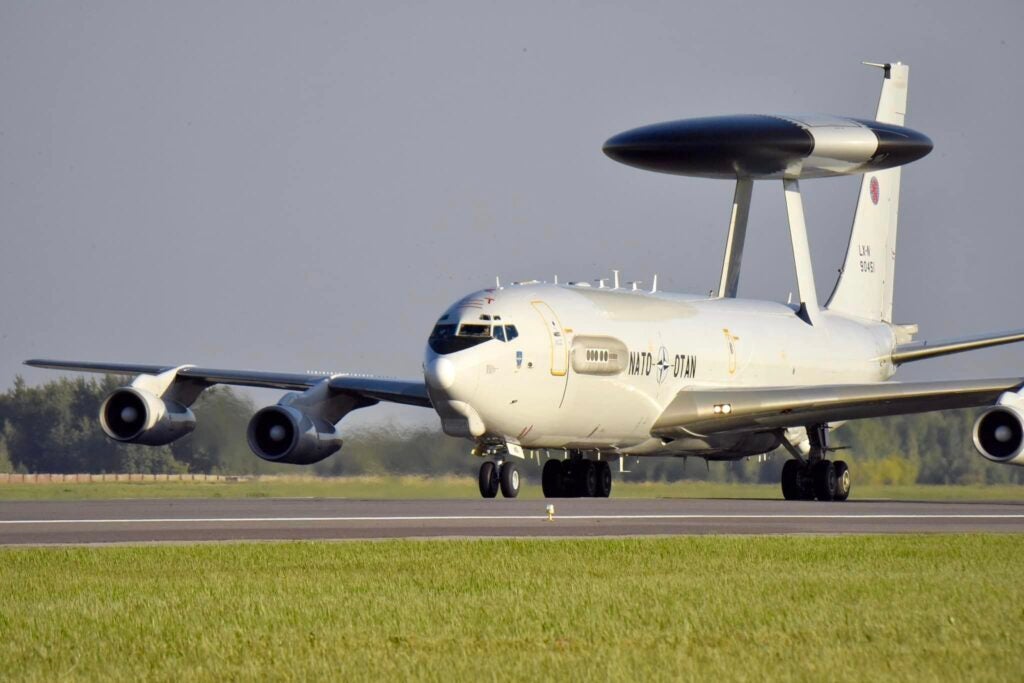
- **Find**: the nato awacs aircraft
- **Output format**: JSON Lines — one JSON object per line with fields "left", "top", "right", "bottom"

{"left": 27, "top": 62, "right": 1024, "bottom": 501}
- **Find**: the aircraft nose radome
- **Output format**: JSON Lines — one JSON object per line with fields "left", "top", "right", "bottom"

{"left": 425, "top": 357, "right": 456, "bottom": 390}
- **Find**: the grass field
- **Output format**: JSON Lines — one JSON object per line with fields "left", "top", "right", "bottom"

{"left": 1, "top": 535, "right": 1022, "bottom": 681}
{"left": 1, "top": 475, "right": 1023, "bottom": 502}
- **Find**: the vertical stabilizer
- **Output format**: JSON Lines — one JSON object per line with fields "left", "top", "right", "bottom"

{"left": 826, "top": 63, "right": 909, "bottom": 322}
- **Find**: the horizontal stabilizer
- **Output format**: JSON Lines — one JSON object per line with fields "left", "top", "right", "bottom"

{"left": 891, "top": 329, "right": 1024, "bottom": 365}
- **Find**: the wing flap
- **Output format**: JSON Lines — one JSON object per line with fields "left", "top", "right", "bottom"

{"left": 653, "top": 377, "right": 1024, "bottom": 438}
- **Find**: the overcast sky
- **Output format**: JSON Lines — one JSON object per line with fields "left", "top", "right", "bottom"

{"left": 2, "top": 1, "right": 1022, "bottom": 429}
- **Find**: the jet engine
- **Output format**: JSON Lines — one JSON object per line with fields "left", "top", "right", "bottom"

{"left": 99, "top": 387, "right": 196, "bottom": 446}
{"left": 246, "top": 405, "right": 343, "bottom": 465}
{"left": 973, "top": 404, "right": 1024, "bottom": 465}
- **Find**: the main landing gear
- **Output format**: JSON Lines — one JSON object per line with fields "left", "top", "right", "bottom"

{"left": 478, "top": 460, "right": 520, "bottom": 499}
{"left": 541, "top": 457, "right": 612, "bottom": 498}
{"left": 781, "top": 425, "right": 851, "bottom": 502}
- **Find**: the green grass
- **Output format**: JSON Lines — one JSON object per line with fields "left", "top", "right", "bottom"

{"left": 0, "top": 476, "right": 1022, "bottom": 502}
{"left": 1, "top": 536, "right": 1022, "bottom": 681}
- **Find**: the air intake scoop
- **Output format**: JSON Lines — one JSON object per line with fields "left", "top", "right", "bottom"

{"left": 602, "top": 114, "right": 932, "bottom": 180}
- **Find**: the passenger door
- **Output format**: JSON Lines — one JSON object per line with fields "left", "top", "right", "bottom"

{"left": 531, "top": 301, "right": 569, "bottom": 376}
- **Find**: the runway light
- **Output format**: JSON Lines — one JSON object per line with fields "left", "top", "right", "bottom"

{"left": 546, "top": 504, "right": 555, "bottom": 522}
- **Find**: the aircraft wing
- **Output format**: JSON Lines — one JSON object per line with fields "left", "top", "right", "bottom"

{"left": 652, "top": 377, "right": 1024, "bottom": 439}
{"left": 23, "top": 359, "right": 432, "bottom": 408}
{"left": 892, "top": 328, "right": 1024, "bottom": 365}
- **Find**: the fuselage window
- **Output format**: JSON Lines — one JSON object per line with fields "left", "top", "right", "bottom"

{"left": 587, "top": 348, "right": 609, "bottom": 363}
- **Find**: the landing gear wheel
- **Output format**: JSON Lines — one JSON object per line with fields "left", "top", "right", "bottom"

{"left": 781, "top": 459, "right": 803, "bottom": 500}
{"left": 595, "top": 461, "right": 612, "bottom": 498}
{"left": 542, "top": 459, "right": 563, "bottom": 498}
{"left": 499, "top": 461, "right": 520, "bottom": 498}
{"left": 833, "top": 460, "right": 851, "bottom": 502}
{"left": 478, "top": 461, "right": 499, "bottom": 499}
{"left": 579, "top": 460, "right": 598, "bottom": 498}
{"left": 812, "top": 460, "right": 837, "bottom": 501}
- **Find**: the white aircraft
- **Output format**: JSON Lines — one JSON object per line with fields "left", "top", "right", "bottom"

{"left": 27, "top": 63, "right": 1024, "bottom": 501}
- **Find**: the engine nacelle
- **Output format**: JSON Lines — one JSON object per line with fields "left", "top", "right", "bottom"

{"left": 246, "top": 405, "right": 342, "bottom": 465}
{"left": 973, "top": 402, "right": 1024, "bottom": 466}
{"left": 99, "top": 387, "right": 196, "bottom": 446}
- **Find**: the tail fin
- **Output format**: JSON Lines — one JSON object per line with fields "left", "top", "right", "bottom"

{"left": 826, "top": 62, "right": 909, "bottom": 322}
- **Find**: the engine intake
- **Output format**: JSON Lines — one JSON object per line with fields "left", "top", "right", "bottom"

{"left": 99, "top": 387, "right": 196, "bottom": 446}
{"left": 247, "top": 405, "right": 342, "bottom": 465}
{"left": 973, "top": 404, "right": 1024, "bottom": 465}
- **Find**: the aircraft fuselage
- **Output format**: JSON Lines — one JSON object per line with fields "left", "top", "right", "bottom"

{"left": 423, "top": 283, "right": 895, "bottom": 458}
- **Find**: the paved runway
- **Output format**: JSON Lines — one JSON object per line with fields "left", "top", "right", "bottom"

{"left": 1, "top": 497, "right": 1023, "bottom": 545}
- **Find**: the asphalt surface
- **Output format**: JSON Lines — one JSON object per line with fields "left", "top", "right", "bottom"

{"left": 1, "top": 497, "right": 1023, "bottom": 545}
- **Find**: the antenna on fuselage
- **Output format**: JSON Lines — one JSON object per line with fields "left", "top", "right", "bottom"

{"left": 554, "top": 274, "right": 559, "bottom": 284}
{"left": 495, "top": 276, "right": 502, "bottom": 289}
{"left": 613, "top": 269, "right": 620, "bottom": 289}
{"left": 651, "top": 274, "right": 658, "bottom": 293}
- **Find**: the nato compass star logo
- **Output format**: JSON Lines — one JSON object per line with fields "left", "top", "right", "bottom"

{"left": 655, "top": 346, "right": 670, "bottom": 384}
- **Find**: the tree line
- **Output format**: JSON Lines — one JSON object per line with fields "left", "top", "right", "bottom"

{"left": 1, "top": 375, "right": 1021, "bottom": 485}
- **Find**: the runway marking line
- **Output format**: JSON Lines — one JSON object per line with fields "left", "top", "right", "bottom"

{"left": 2, "top": 514, "right": 1024, "bottom": 525}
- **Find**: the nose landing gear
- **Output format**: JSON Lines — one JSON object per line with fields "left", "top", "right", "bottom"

{"left": 478, "top": 460, "right": 520, "bottom": 498}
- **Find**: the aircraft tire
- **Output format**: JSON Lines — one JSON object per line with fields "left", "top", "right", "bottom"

{"left": 499, "top": 461, "right": 520, "bottom": 498}
{"left": 579, "top": 460, "right": 598, "bottom": 498}
{"left": 833, "top": 460, "right": 851, "bottom": 501}
{"left": 561, "top": 460, "right": 580, "bottom": 497}
{"left": 812, "top": 460, "right": 837, "bottom": 501}
{"left": 595, "top": 461, "right": 612, "bottom": 498}
{"left": 542, "top": 459, "right": 564, "bottom": 498}
{"left": 781, "top": 459, "right": 802, "bottom": 500}
{"left": 478, "top": 461, "right": 499, "bottom": 499}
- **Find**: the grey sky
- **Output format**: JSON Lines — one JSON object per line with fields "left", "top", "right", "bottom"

{"left": 2, "top": 1, "right": 1023, "bottom": 430}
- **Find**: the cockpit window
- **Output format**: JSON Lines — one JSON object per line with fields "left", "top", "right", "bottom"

{"left": 428, "top": 323, "right": 488, "bottom": 354}
{"left": 428, "top": 320, "right": 522, "bottom": 355}
{"left": 458, "top": 324, "right": 491, "bottom": 337}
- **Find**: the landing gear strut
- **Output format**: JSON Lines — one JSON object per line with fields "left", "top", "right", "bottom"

{"left": 478, "top": 460, "right": 520, "bottom": 498}
{"left": 541, "top": 456, "right": 612, "bottom": 498}
{"left": 780, "top": 425, "right": 851, "bottom": 502}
